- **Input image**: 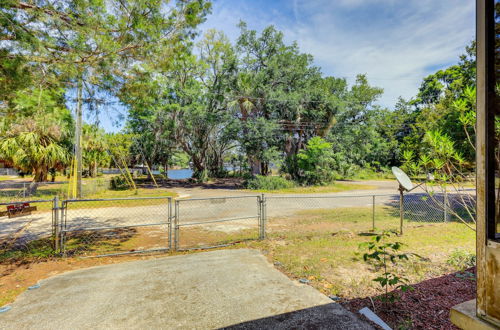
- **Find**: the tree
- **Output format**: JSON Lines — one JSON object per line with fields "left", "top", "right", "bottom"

{"left": 325, "top": 75, "right": 386, "bottom": 176}
{"left": 82, "top": 124, "right": 109, "bottom": 177}
{"left": 408, "top": 42, "right": 477, "bottom": 164}
{"left": 233, "top": 22, "right": 344, "bottom": 176}
{"left": 106, "top": 133, "right": 134, "bottom": 169}
{"left": 0, "top": 87, "right": 72, "bottom": 188}
{"left": 1, "top": 0, "right": 212, "bottom": 193}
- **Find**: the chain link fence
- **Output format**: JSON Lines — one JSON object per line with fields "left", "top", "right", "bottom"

{"left": 60, "top": 197, "right": 172, "bottom": 257}
{"left": 174, "top": 196, "right": 262, "bottom": 250}
{"left": 0, "top": 190, "right": 475, "bottom": 259}
{"left": 0, "top": 199, "right": 56, "bottom": 260}
{"left": 0, "top": 178, "right": 112, "bottom": 202}
{"left": 266, "top": 194, "right": 398, "bottom": 235}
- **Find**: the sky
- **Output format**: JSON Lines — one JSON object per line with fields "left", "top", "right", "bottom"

{"left": 99, "top": 0, "right": 475, "bottom": 132}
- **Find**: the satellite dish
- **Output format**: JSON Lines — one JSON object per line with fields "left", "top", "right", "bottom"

{"left": 391, "top": 166, "right": 414, "bottom": 191}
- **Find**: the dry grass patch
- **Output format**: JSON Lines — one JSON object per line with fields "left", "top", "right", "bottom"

{"left": 244, "top": 206, "right": 474, "bottom": 299}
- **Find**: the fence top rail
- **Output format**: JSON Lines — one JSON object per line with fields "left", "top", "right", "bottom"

{"left": 176, "top": 195, "right": 260, "bottom": 202}
{"left": 0, "top": 199, "right": 54, "bottom": 206}
{"left": 63, "top": 196, "right": 172, "bottom": 203}
{"left": 264, "top": 193, "right": 399, "bottom": 199}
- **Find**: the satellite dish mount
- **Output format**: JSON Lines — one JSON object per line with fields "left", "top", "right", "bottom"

{"left": 391, "top": 167, "right": 423, "bottom": 235}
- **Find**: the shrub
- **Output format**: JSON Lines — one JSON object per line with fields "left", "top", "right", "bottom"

{"left": 359, "top": 230, "right": 419, "bottom": 303}
{"left": 245, "top": 175, "right": 295, "bottom": 190}
{"left": 296, "top": 137, "right": 336, "bottom": 185}
{"left": 110, "top": 175, "right": 131, "bottom": 190}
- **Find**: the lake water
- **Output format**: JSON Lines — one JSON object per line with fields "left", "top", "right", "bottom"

{"left": 166, "top": 167, "right": 237, "bottom": 180}
{"left": 167, "top": 168, "right": 193, "bottom": 179}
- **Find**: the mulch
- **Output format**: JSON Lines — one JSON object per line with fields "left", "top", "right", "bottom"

{"left": 341, "top": 268, "right": 476, "bottom": 329}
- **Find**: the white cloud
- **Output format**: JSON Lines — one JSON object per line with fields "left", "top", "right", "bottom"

{"left": 200, "top": 0, "right": 475, "bottom": 108}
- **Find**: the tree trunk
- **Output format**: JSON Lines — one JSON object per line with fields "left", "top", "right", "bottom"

{"left": 145, "top": 159, "right": 153, "bottom": 180}
{"left": 28, "top": 166, "right": 48, "bottom": 196}
{"left": 261, "top": 161, "right": 269, "bottom": 176}
{"left": 164, "top": 161, "right": 169, "bottom": 179}
{"left": 249, "top": 156, "right": 261, "bottom": 176}
{"left": 190, "top": 153, "right": 208, "bottom": 182}
{"left": 26, "top": 181, "right": 39, "bottom": 196}
{"left": 90, "top": 161, "right": 97, "bottom": 178}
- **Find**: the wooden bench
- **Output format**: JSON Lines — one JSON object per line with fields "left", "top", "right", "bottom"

{"left": 0, "top": 203, "right": 37, "bottom": 218}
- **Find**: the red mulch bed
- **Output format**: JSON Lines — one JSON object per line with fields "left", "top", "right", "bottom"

{"left": 342, "top": 268, "right": 476, "bottom": 329}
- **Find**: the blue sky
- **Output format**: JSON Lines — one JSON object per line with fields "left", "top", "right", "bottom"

{"left": 99, "top": 0, "right": 475, "bottom": 132}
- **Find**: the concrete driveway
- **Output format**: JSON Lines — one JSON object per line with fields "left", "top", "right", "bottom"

{"left": 0, "top": 249, "right": 372, "bottom": 329}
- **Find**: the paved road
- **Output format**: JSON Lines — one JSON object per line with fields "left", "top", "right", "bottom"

{"left": 1, "top": 182, "right": 403, "bottom": 242}
{"left": 0, "top": 249, "right": 373, "bottom": 329}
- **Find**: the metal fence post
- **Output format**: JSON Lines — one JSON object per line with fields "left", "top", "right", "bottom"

{"left": 443, "top": 190, "right": 448, "bottom": 222}
{"left": 174, "top": 200, "right": 179, "bottom": 251}
{"left": 168, "top": 197, "right": 173, "bottom": 251}
{"left": 53, "top": 196, "right": 59, "bottom": 251}
{"left": 60, "top": 200, "right": 67, "bottom": 255}
{"left": 399, "top": 189, "right": 404, "bottom": 235}
{"left": 372, "top": 195, "right": 375, "bottom": 231}
{"left": 258, "top": 195, "right": 263, "bottom": 240}
{"left": 262, "top": 194, "right": 267, "bottom": 239}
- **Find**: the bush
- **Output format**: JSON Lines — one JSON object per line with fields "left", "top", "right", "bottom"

{"left": 245, "top": 175, "right": 295, "bottom": 190}
{"left": 350, "top": 167, "right": 393, "bottom": 180}
{"left": 296, "top": 137, "right": 336, "bottom": 185}
{"left": 110, "top": 175, "right": 131, "bottom": 190}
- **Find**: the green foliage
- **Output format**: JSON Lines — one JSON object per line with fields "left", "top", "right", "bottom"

{"left": 296, "top": 137, "right": 335, "bottom": 185}
{"left": 245, "top": 175, "right": 296, "bottom": 190}
{"left": 0, "top": 0, "right": 211, "bottom": 183}
{"left": 446, "top": 249, "right": 476, "bottom": 270}
{"left": 106, "top": 133, "right": 134, "bottom": 168}
{"left": 359, "top": 231, "right": 416, "bottom": 302}
{"left": 110, "top": 175, "right": 131, "bottom": 191}
{"left": 170, "top": 152, "right": 191, "bottom": 169}
{"left": 349, "top": 167, "right": 393, "bottom": 180}
{"left": 82, "top": 125, "right": 109, "bottom": 177}
{"left": 0, "top": 90, "right": 72, "bottom": 181}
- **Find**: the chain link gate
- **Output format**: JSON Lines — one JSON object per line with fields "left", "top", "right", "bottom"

{"left": 174, "top": 195, "right": 263, "bottom": 251}
{"left": 59, "top": 197, "right": 173, "bottom": 257}
{"left": 0, "top": 199, "right": 56, "bottom": 251}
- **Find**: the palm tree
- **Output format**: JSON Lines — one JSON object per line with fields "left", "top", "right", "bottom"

{"left": 82, "top": 124, "right": 109, "bottom": 177}
{"left": 0, "top": 113, "right": 70, "bottom": 193}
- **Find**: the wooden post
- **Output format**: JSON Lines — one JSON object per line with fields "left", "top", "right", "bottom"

{"left": 474, "top": 0, "right": 500, "bottom": 326}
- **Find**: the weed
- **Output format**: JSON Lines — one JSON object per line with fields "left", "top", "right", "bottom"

{"left": 446, "top": 249, "right": 476, "bottom": 269}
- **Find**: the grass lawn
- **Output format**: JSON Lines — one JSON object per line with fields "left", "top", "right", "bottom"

{"left": 247, "top": 182, "right": 376, "bottom": 194}
{"left": 0, "top": 204, "right": 474, "bottom": 307}
{"left": 0, "top": 176, "right": 21, "bottom": 182}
